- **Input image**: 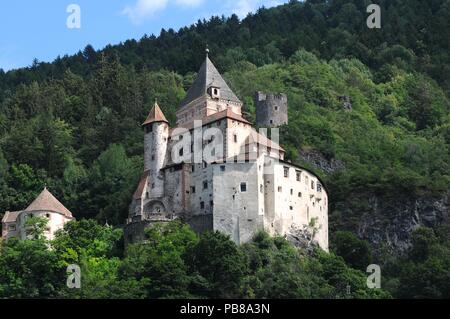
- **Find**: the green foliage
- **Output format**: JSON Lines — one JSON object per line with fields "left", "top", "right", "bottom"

{"left": 0, "top": 238, "right": 64, "bottom": 298}
{"left": 331, "top": 231, "right": 373, "bottom": 271}
{"left": 24, "top": 216, "right": 49, "bottom": 241}
{"left": 386, "top": 227, "right": 450, "bottom": 299}
{"left": 185, "top": 231, "right": 248, "bottom": 298}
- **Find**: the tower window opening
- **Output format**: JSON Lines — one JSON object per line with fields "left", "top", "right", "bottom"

{"left": 240, "top": 182, "right": 247, "bottom": 192}
{"left": 284, "top": 167, "right": 289, "bottom": 178}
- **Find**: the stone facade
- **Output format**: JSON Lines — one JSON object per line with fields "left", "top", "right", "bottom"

{"left": 125, "top": 54, "right": 329, "bottom": 251}
{"left": 1, "top": 188, "right": 74, "bottom": 240}
{"left": 255, "top": 91, "right": 288, "bottom": 128}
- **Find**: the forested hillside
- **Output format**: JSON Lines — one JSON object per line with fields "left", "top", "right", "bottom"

{"left": 0, "top": 0, "right": 449, "bottom": 298}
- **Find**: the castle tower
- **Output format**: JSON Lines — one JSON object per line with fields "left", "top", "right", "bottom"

{"left": 142, "top": 102, "right": 169, "bottom": 199}
{"left": 255, "top": 91, "right": 288, "bottom": 128}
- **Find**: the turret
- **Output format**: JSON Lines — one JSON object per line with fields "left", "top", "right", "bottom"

{"left": 142, "top": 102, "right": 169, "bottom": 198}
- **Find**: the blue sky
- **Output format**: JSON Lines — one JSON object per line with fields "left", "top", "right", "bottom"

{"left": 0, "top": 0, "right": 288, "bottom": 71}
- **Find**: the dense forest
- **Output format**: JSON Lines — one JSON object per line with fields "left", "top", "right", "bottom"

{"left": 0, "top": 0, "right": 449, "bottom": 298}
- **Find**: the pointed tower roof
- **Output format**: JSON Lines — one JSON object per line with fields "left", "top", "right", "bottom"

{"left": 25, "top": 188, "right": 73, "bottom": 218}
{"left": 179, "top": 55, "right": 241, "bottom": 108}
{"left": 142, "top": 102, "right": 169, "bottom": 126}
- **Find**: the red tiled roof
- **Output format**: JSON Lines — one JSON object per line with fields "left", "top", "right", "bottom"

{"left": 142, "top": 102, "right": 169, "bottom": 126}
{"left": 244, "top": 130, "right": 285, "bottom": 151}
{"left": 133, "top": 171, "right": 150, "bottom": 200}
{"left": 179, "top": 109, "right": 251, "bottom": 131}
{"left": 25, "top": 188, "right": 73, "bottom": 218}
{"left": 1, "top": 211, "right": 21, "bottom": 223}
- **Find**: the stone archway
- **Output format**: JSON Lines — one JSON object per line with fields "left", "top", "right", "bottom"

{"left": 143, "top": 200, "right": 166, "bottom": 220}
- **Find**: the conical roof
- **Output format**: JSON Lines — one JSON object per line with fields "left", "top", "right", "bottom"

{"left": 142, "top": 102, "right": 169, "bottom": 126}
{"left": 179, "top": 56, "right": 241, "bottom": 108}
{"left": 25, "top": 188, "right": 73, "bottom": 218}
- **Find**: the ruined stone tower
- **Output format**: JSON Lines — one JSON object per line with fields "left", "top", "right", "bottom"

{"left": 255, "top": 91, "right": 288, "bottom": 128}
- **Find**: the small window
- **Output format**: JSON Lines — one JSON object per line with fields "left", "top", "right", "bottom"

{"left": 270, "top": 120, "right": 273, "bottom": 124}
{"left": 234, "top": 134, "right": 238, "bottom": 143}
{"left": 146, "top": 125, "right": 153, "bottom": 134}
{"left": 151, "top": 155, "right": 155, "bottom": 161}
{"left": 192, "top": 165, "right": 195, "bottom": 173}
{"left": 275, "top": 106, "right": 278, "bottom": 111}
{"left": 260, "top": 184, "right": 264, "bottom": 193}
{"left": 179, "top": 148, "right": 184, "bottom": 157}
{"left": 284, "top": 167, "right": 289, "bottom": 178}
{"left": 210, "top": 201, "right": 214, "bottom": 209}
{"left": 46, "top": 213, "right": 50, "bottom": 218}
{"left": 203, "top": 162, "right": 208, "bottom": 169}
{"left": 311, "top": 181, "right": 315, "bottom": 190}
{"left": 278, "top": 186, "right": 283, "bottom": 192}
{"left": 203, "top": 181, "right": 208, "bottom": 190}
{"left": 290, "top": 206, "right": 293, "bottom": 211}
{"left": 191, "top": 186, "right": 196, "bottom": 194}
{"left": 298, "top": 192, "right": 302, "bottom": 198}
{"left": 152, "top": 183, "right": 155, "bottom": 189}
{"left": 290, "top": 189, "right": 294, "bottom": 196}
{"left": 8, "top": 225, "right": 16, "bottom": 231}
{"left": 240, "top": 182, "right": 247, "bottom": 192}
{"left": 317, "top": 183, "right": 323, "bottom": 192}
{"left": 296, "top": 171, "right": 301, "bottom": 182}
{"left": 200, "top": 202, "right": 205, "bottom": 209}
{"left": 220, "top": 165, "right": 226, "bottom": 172}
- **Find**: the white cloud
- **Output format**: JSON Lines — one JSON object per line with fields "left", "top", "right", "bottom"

{"left": 122, "top": 0, "right": 205, "bottom": 25}
{"left": 175, "top": 0, "right": 204, "bottom": 7}
{"left": 122, "top": 0, "right": 169, "bottom": 25}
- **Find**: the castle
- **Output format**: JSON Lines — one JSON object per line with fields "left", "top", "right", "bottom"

{"left": 255, "top": 91, "right": 288, "bottom": 128}
{"left": 124, "top": 53, "right": 329, "bottom": 251}
{"left": 1, "top": 188, "right": 74, "bottom": 240}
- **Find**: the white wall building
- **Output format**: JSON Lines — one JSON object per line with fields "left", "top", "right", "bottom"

{"left": 1, "top": 188, "right": 74, "bottom": 240}
{"left": 125, "top": 53, "right": 329, "bottom": 251}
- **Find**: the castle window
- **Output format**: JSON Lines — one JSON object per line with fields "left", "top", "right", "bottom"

{"left": 8, "top": 225, "right": 16, "bottom": 231}
{"left": 210, "top": 201, "right": 214, "bottom": 209}
{"left": 296, "top": 171, "right": 301, "bottom": 182}
{"left": 46, "top": 213, "right": 50, "bottom": 218}
{"left": 278, "top": 186, "right": 282, "bottom": 192}
{"left": 240, "top": 182, "right": 247, "bottom": 192}
{"left": 317, "top": 183, "right": 323, "bottom": 192}
{"left": 152, "top": 183, "right": 155, "bottom": 189}
{"left": 234, "top": 134, "right": 238, "bottom": 143}
{"left": 284, "top": 167, "right": 289, "bottom": 178}
{"left": 275, "top": 106, "right": 278, "bottom": 111}
{"left": 270, "top": 120, "right": 273, "bottom": 125}
{"left": 290, "top": 189, "right": 294, "bottom": 195}
{"left": 200, "top": 202, "right": 205, "bottom": 209}
{"left": 203, "top": 162, "right": 208, "bottom": 169}
{"left": 192, "top": 165, "right": 195, "bottom": 173}
{"left": 146, "top": 125, "right": 153, "bottom": 134}
{"left": 311, "top": 181, "right": 315, "bottom": 190}
{"left": 151, "top": 155, "right": 155, "bottom": 161}
{"left": 298, "top": 192, "right": 302, "bottom": 198}
{"left": 220, "top": 165, "right": 226, "bottom": 172}
{"left": 191, "top": 186, "right": 196, "bottom": 194}
{"left": 290, "top": 206, "right": 293, "bottom": 211}
{"left": 179, "top": 148, "right": 184, "bottom": 157}
{"left": 203, "top": 181, "right": 208, "bottom": 190}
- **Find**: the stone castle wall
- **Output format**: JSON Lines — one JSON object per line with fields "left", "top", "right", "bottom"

{"left": 255, "top": 91, "right": 288, "bottom": 128}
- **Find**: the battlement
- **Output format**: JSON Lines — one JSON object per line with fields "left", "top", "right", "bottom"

{"left": 255, "top": 91, "right": 288, "bottom": 128}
